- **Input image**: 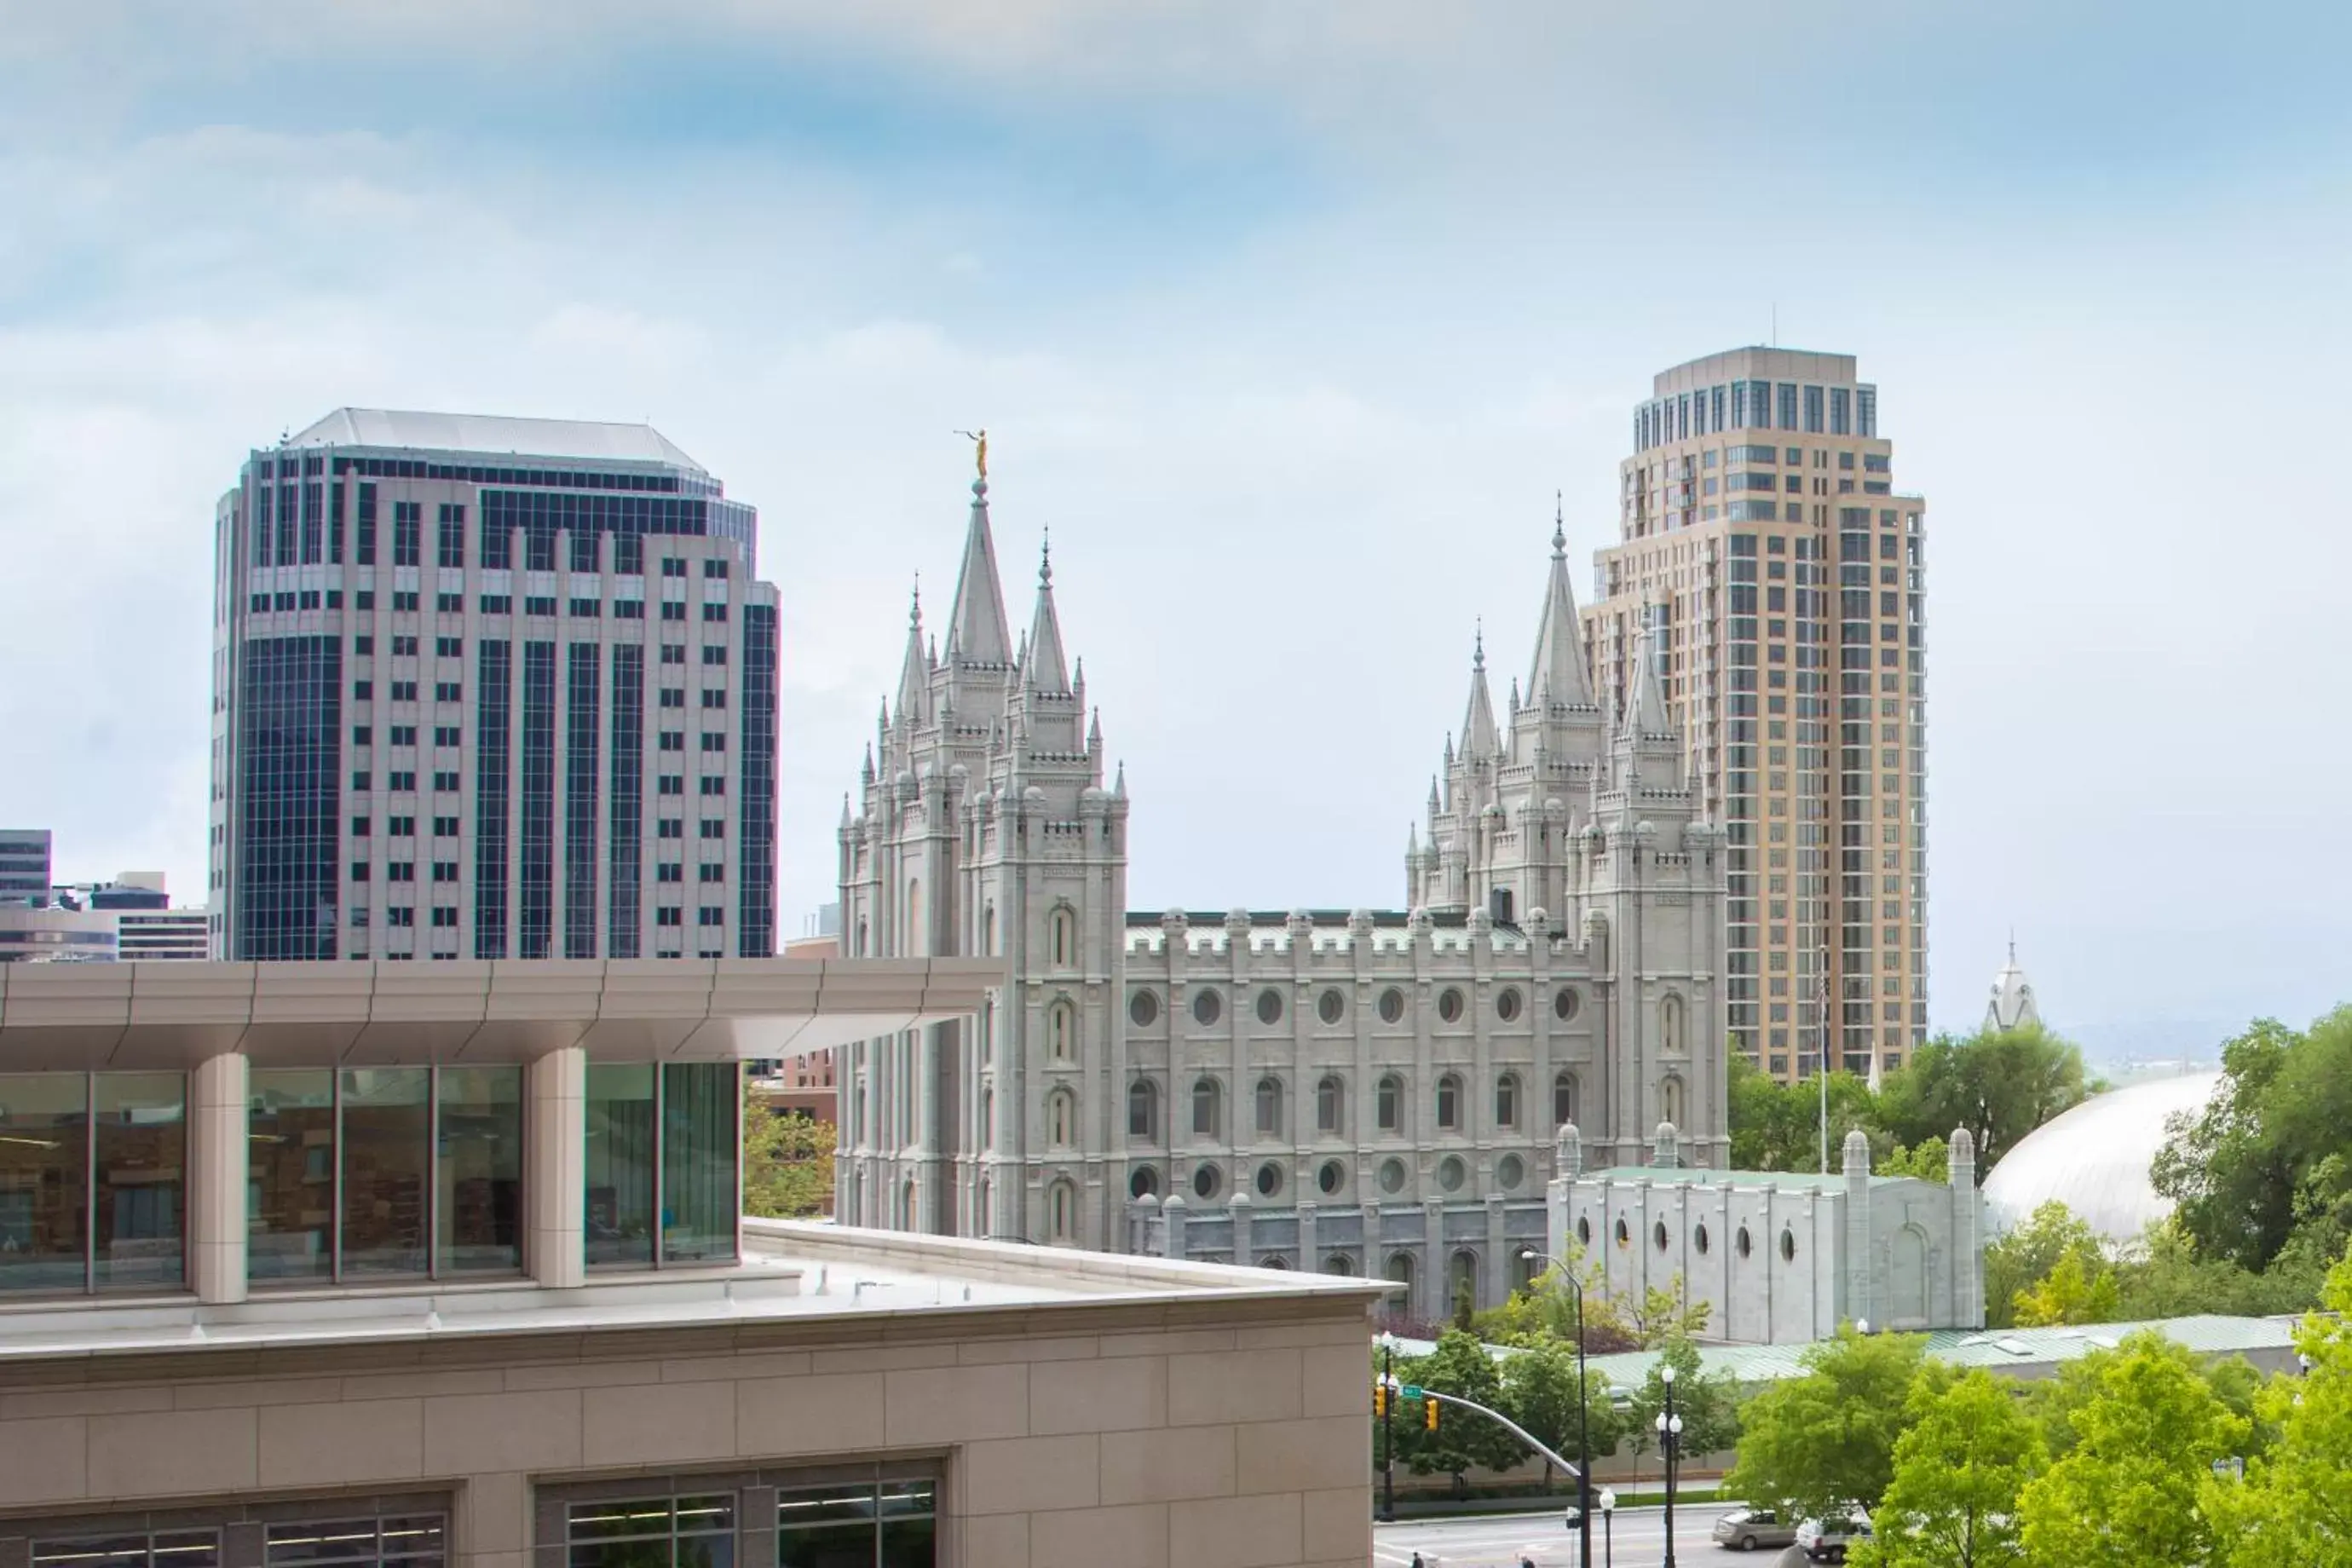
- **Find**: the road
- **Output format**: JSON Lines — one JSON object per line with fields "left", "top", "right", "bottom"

{"left": 1375, "top": 1505, "right": 1815, "bottom": 1567}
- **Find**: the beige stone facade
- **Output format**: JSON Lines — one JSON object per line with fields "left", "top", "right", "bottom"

{"left": 1584, "top": 348, "right": 1928, "bottom": 1083}
{"left": 0, "top": 1222, "right": 1381, "bottom": 1568}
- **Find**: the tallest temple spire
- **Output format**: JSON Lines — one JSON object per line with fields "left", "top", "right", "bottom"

{"left": 946, "top": 474, "right": 1013, "bottom": 666}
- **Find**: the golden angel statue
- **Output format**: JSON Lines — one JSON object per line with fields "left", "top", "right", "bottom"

{"left": 954, "top": 429, "right": 989, "bottom": 480}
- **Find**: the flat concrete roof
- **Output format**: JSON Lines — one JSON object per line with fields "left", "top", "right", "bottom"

{"left": 0, "top": 957, "right": 1004, "bottom": 1069}
{"left": 0, "top": 1220, "right": 1387, "bottom": 1365}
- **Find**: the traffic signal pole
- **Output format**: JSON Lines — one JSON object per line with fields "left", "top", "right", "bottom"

{"left": 1374, "top": 1379, "right": 1584, "bottom": 1479}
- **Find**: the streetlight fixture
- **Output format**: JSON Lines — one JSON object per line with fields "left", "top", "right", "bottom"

{"left": 1656, "top": 1363, "right": 1685, "bottom": 1568}
{"left": 1377, "top": 1330, "right": 1398, "bottom": 1522}
{"left": 1598, "top": 1486, "right": 1617, "bottom": 1568}
{"left": 1523, "top": 1248, "right": 1594, "bottom": 1568}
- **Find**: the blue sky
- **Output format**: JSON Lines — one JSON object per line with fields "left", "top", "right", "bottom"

{"left": 4, "top": 2, "right": 2349, "bottom": 1052}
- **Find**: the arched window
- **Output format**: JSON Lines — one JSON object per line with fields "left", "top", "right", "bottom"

{"left": 1553, "top": 1070, "right": 1578, "bottom": 1128}
{"left": 1048, "top": 904, "right": 1077, "bottom": 966}
{"left": 1436, "top": 1073, "right": 1462, "bottom": 1131}
{"left": 1510, "top": 1248, "right": 1540, "bottom": 1293}
{"left": 1128, "top": 1166, "right": 1158, "bottom": 1200}
{"left": 1316, "top": 1075, "right": 1343, "bottom": 1135}
{"left": 1660, "top": 992, "right": 1686, "bottom": 1054}
{"left": 1048, "top": 998, "right": 1076, "bottom": 1061}
{"left": 1254, "top": 1076, "right": 1284, "bottom": 1139}
{"left": 1048, "top": 1179, "right": 1076, "bottom": 1242}
{"left": 1046, "top": 1088, "right": 1075, "bottom": 1148}
{"left": 1377, "top": 1074, "right": 1404, "bottom": 1133}
{"left": 1127, "top": 1078, "right": 1158, "bottom": 1140}
{"left": 1450, "top": 1249, "right": 1479, "bottom": 1311}
{"left": 1495, "top": 1073, "right": 1519, "bottom": 1130}
{"left": 1386, "top": 1252, "right": 1416, "bottom": 1314}
{"left": 1322, "top": 1253, "right": 1356, "bottom": 1277}
{"left": 1662, "top": 1073, "right": 1686, "bottom": 1128}
{"left": 1191, "top": 1077, "right": 1222, "bottom": 1139}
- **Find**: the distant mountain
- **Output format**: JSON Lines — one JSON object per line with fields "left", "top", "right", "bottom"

{"left": 2060, "top": 1016, "right": 2235, "bottom": 1072}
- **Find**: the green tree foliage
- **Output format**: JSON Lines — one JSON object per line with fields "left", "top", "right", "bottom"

{"left": 1498, "top": 1339, "right": 1623, "bottom": 1487}
{"left": 1727, "top": 1052, "right": 1878, "bottom": 1173}
{"left": 1874, "top": 1023, "right": 2086, "bottom": 1172}
{"left": 2015, "top": 1331, "right": 2248, "bottom": 1568}
{"left": 2013, "top": 1246, "right": 2123, "bottom": 1328}
{"left": 1399, "top": 1329, "right": 1523, "bottom": 1490}
{"left": 1849, "top": 1369, "right": 2043, "bottom": 1568}
{"left": 2153, "top": 1009, "right": 2352, "bottom": 1275}
{"left": 1724, "top": 1324, "right": 1934, "bottom": 1520}
{"left": 741, "top": 1089, "right": 836, "bottom": 1219}
{"left": 1629, "top": 1335, "right": 1742, "bottom": 1467}
{"left": 1880, "top": 1134, "right": 1950, "bottom": 1183}
{"left": 1983, "top": 1200, "right": 2105, "bottom": 1330}
{"left": 2207, "top": 1246, "right": 2352, "bottom": 1565}
{"left": 2112, "top": 1218, "right": 2323, "bottom": 1321}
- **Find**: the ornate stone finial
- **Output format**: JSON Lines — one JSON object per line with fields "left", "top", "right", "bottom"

{"left": 1843, "top": 1127, "right": 1872, "bottom": 1177}
{"left": 1948, "top": 1126, "right": 1976, "bottom": 1167}
{"left": 1039, "top": 525, "right": 1052, "bottom": 588}
{"left": 1652, "top": 1121, "right": 1680, "bottom": 1169}
{"left": 1553, "top": 490, "right": 1567, "bottom": 557}
{"left": 1555, "top": 1121, "right": 1583, "bottom": 1177}
{"left": 908, "top": 571, "right": 921, "bottom": 624}
{"left": 1473, "top": 619, "right": 1486, "bottom": 671}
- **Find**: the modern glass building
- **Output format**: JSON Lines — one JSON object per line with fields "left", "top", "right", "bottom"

{"left": 1585, "top": 349, "right": 1928, "bottom": 1083}
{"left": 0, "top": 829, "right": 51, "bottom": 907}
{"left": 208, "top": 411, "right": 780, "bottom": 964}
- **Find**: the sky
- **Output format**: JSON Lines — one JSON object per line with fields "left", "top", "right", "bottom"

{"left": 4, "top": 1, "right": 2349, "bottom": 1051}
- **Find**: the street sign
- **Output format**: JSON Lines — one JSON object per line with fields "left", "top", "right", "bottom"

{"left": 1400, "top": 1385, "right": 1424, "bottom": 1399}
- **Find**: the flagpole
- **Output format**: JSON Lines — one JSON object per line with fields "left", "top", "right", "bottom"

{"left": 1818, "top": 941, "right": 1830, "bottom": 1173}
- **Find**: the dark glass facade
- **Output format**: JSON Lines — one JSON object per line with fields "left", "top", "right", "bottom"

{"left": 736, "top": 603, "right": 777, "bottom": 958}
{"left": 236, "top": 636, "right": 342, "bottom": 960}
{"left": 474, "top": 640, "right": 512, "bottom": 957}
{"left": 480, "top": 491, "right": 712, "bottom": 574}
{"left": 564, "top": 645, "right": 602, "bottom": 959}
{"left": 519, "top": 642, "right": 556, "bottom": 960}
{"left": 609, "top": 644, "right": 643, "bottom": 958}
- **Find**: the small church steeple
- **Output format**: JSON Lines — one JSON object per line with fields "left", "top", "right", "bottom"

{"left": 1026, "top": 532, "right": 1070, "bottom": 695}
{"left": 896, "top": 578, "right": 930, "bottom": 726}
{"left": 1460, "top": 623, "right": 1499, "bottom": 760}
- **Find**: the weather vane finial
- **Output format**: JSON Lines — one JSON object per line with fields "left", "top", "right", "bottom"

{"left": 954, "top": 428, "right": 989, "bottom": 481}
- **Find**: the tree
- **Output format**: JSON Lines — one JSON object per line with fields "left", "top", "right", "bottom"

{"left": 1729, "top": 1052, "right": 1881, "bottom": 1173}
{"left": 1499, "top": 1339, "right": 1624, "bottom": 1489}
{"left": 1849, "top": 1369, "right": 2043, "bottom": 1568}
{"left": 1724, "top": 1324, "right": 1931, "bottom": 1520}
{"left": 1630, "top": 1335, "right": 1742, "bottom": 1471}
{"left": 2015, "top": 1331, "right": 2248, "bottom": 1568}
{"left": 1880, "top": 1135, "right": 1949, "bottom": 1183}
{"left": 2154, "top": 1010, "right": 2352, "bottom": 1274}
{"left": 742, "top": 1090, "right": 836, "bottom": 1219}
{"left": 2013, "top": 1246, "right": 2123, "bottom": 1327}
{"left": 1403, "top": 1329, "right": 1523, "bottom": 1492}
{"left": 1875, "top": 1022, "right": 2085, "bottom": 1172}
{"left": 2206, "top": 1243, "right": 2352, "bottom": 1566}
{"left": 2113, "top": 1218, "right": 2323, "bottom": 1322}
{"left": 1984, "top": 1200, "right": 2104, "bottom": 1330}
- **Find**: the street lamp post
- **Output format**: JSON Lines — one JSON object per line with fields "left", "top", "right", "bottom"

{"left": 1599, "top": 1486, "right": 1616, "bottom": 1568}
{"left": 1656, "top": 1363, "right": 1685, "bottom": 1568}
{"left": 1523, "top": 1248, "right": 1594, "bottom": 1568}
{"left": 1378, "top": 1332, "right": 1397, "bottom": 1522}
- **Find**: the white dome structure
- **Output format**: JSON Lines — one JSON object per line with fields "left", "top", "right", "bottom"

{"left": 1982, "top": 1070, "right": 2224, "bottom": 1245}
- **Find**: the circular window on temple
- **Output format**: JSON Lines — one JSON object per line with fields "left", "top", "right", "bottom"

{"left": 1496, "top": 1154, "right": 1525, "bottom": 1191}
{"left": 1780, "top": 1226, "right": 1797, "bottom": 1263}
{"left": 1129, "top": 1166, "right": 1159, "bottom": 1200}
{"left": 1255, "top": 1162, "right": 1284, "bottom": 1198}
{"left": 1317, "top": 1159, "right": 1346, "bottom": 1195}
{"left": 1614, "top": 1217, "right": 1631, "bottom": 1248}
{"left": 1379, "top": 1157, "right": 1408, "bottom": 1195}
{"left": 1129, "top": 989, "right": 1160, "bottom": 1028}
{"left": 1577, "top": 1215, "right": 1593, "bottom": 1247}
{"left": 1554, "top": 987, "right": 1581, "bottom": 1022}
{"left": 1653, "top": 1220, "right": 1669, "bottom": 1253}
{"left": 1255, "top": 989, "right": 1283, "bottom": 1025}
{"left": 1438, "top": 987, "right": 1465, "bottom": 1023}
{"left": 1193, "top": 1162, "right": 1222, "bottom": 1201}
{"left": 1438, "top": 1156, "right": 1467, "bottom": 1192}
{"left": 1379, "top": 987, "right": 1406, "bottom": 1024}
{"left": 1192, "top": 988, "right": 1223, "bottom": 1027}
{"left": 1317, "top": 988, "right": 1346, "bottom": 1025}
{"left": 1695, "top": 1222, "right": 1711, "bottom": 1254}
{"left": 1496, "top": 987, "right": 1522, "bottom": 1023}
{"left": 1737, "top": 1225, "right": 1753, "bottom": 1259}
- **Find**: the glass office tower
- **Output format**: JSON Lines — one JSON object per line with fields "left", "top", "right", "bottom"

{"left": 209, "top": 410, "right": 780, "bottom": 963}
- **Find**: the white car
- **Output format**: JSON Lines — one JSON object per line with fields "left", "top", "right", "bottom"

{"left": 1795, "top": 1513, "right": 1873, "bottom": 1562}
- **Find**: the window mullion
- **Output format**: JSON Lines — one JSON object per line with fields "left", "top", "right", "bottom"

{"left": 331, "top": 1071, "right": 347, "bottom": 1282}
{"left": 83, "top": 1072, "right": 97, "bottom": 1294}
{"left": 651, "top": 1064, "right": 666, "bottom": 1269}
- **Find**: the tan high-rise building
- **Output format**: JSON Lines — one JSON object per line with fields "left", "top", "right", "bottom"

{"left": 1583, "top": 348, "right": 1928, "bottom": 1084}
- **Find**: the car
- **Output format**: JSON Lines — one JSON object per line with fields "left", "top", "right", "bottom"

{"left": 1794, "top": 1513, "right": 1874, "bottom": 1562}
{"left": 1711, "top": 1507, "right": 1798, "bottom": 1551}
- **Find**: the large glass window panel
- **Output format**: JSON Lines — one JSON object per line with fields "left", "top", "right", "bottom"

{"left": 94, "top": 1073, "right": 186, "bottom": 1290}
{"left": 568, "top": 1497, "right": 730, "bottom": 1568}
{"left": 249, "top": 1069, "right": 336, "bottom": 1279}
{"left": 35, "top": 1534, "right": 219, "bottom": 1568}
{"left": 661, "top": 1063, "right": 738, "bottom": 1263}
{"left": 340, "top": 1068, "right": 431, "bottom": 1275}
{"left": 585, "top": 1064, "right": 656, "bottom": 1266}
{"left": 266, "top": 1517, "right": 445, "bottom": 1568}
{"left": 0, "top": 1074, "right": 90, "bottom": 1293}
{"left": 436, "top": 1066, "right": 523, "bottom": 1274}
{"left": 876, "top": 1481, "right": 936, "bottom": 1568}
{"left": 775, "top": 1485, "right": 879, "bottom": 1568}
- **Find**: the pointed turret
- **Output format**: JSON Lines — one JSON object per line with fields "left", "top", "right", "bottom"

{"left": 1460, "top": 625, "right": 1500, "bottom": 759}
{"left": 1627, "top": 617, "right": 1669, "bottom": 735}
{"left": 947, "top": 477, "right": 1013, "bottom": 666}
{"left": 895, "top": 582, "right": 930, "bottom": 726}
{"left": 1087, "top": 706, "right": 1103, "bottom": 754}
{"left": 1026, "top": 537, "right": 1071, "bottom": 694}
{"left": 1528, "top": 496, "right": 1596, "bottom": 708}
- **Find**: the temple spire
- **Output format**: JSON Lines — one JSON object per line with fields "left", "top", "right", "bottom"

{"left": 1529, "top": 493, "right": 1595, "bottom": 708}
{"left": 946, "top": 473, "right": 1012, "bottom": 666}
{"left": 1461, "top": 623, "right": 1500, "bottom": 759}
{"left": 1025, "top": 533, "right": 1070, "bottom": 693}
{"left": 1628, "top": 614, "right": 1669, "bottom": 735}
{"left": 895, "top": 578, "right": 930, "bottom": 724}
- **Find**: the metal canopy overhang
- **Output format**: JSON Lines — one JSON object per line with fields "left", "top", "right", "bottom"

{"left": 0, "top": 957, "right": 1005, "bottom": 1069}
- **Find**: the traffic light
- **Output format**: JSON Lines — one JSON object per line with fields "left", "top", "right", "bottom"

{"left": 1373, "top": 1383, "right": 1387, "bottom": 1417}
{"left": 1423, "top": 1396, "right": 1440, "bottom": 1432}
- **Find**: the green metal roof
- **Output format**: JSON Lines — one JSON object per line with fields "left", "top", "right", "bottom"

{"left": 1577, "top": 1166, "right": 1909, "bottom": 1191}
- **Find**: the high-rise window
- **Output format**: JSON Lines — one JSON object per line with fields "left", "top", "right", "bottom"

{"left": 392, "top": 501, "right": 422, "bottom": 568}
{"left": 1803, "top": 385, "right": 1825, "bottom": 433}
{"left": 436, "top": 503, "right": 466, "bottom": 568}
{"left": 1830, "top": 387, "right": 1852, "bottom": 435}
{"left": 1777, "top": 383, "right": 1799, "bottom": 430}
{"left": 585, "top": 1061, "right": 738, "bottom": 1269}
